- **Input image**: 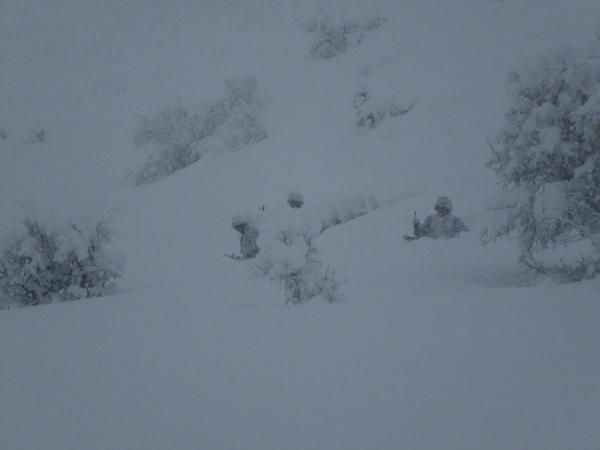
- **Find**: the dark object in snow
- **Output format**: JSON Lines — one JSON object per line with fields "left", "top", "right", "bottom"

{"left": 403, "top": 212, "right": 420, "bottom": 241}
{"left": 231, "top": 216, "right": 260, "bottom": 259}
{"left": 287, "top": 191, "right": 304, "bottom": 209}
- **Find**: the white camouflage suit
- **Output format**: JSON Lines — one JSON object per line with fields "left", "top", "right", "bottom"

{"left": 417, "top": 213, "right": 468, "bottom": 238}
{"left": 415, "top": 196, "right": 468, "bottom": 239}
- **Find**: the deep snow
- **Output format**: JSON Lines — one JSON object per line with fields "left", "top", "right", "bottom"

{"left": 1, "top": 1, "right": 600, "bottom": 449}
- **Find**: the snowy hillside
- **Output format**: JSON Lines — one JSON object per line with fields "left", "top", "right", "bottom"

{"left": 1, "top": 1, "right": 600, "bottom": 449}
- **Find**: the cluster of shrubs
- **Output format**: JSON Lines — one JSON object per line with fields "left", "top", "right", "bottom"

{"left": 133, "top": 76, "right": 267, "bottom": 184}
{"left": 0, "top": 219, "right": 122, "bottom": 308}
{"left": 307, "top": 16, "right": 386, "bottom": 59}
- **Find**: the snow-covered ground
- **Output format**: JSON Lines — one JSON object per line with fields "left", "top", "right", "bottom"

{"left": 1, "top": 1, "right": 600, "bottom": 449}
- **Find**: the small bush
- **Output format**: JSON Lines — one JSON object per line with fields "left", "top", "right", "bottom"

{"left": 353, "top": 84, "right": 414, "bottom": 129}
{"left": 133, "top": 77, "right": 267, "bottom": 184}
{"left": 485, "top": 42, "right": 600, "bottom": 281}
{"left": 308, "top": 16, "right": 385, "bottom": 59}
{"left": 253, "top": 236, "right": 342, "bottom": 305}
{"left": 278, "top": 244, "right": 341, "bottom": 305}
{"left": 251, "top": 204, "right": 342, "bottom": 305}
{"left": 0, "top": 219, "right": 122, "bottom": 307}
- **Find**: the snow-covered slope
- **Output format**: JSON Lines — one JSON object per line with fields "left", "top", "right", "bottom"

{"left": 2, "top": 1, "right": 600, "bottom": 449}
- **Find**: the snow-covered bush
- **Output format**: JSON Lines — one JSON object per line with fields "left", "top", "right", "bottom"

{"left": 307, "top": 16, "right": 385, "bottom": 59}
{"left": 353, "top": 84, "right": 414, "bottom": 129}
{"left": 315, "top": 194, "right": 380, "bottom": 232}
{"left": 252, "top": 205, "right": 342, "bottom": 304}
{"left": 0, "top": 219, "right": 122, "bottom": 307}
{"left": 485, "top": 43, "right": 600, "bottom": 281}
{"left": 253, "top": 236, "right": 341, "bottom": 305}
{"left": 133, "top": 77, "right": 266, "bottom": 184}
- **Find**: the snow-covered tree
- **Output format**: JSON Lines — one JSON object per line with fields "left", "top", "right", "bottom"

{"left": 133, "top": 77, "right": 266, "bottom": 184}
{"left": 485, "top": 42, "right": 600, "bottom": 281}
{"left": 0, "top": 219, "right": 122, "bottom": 307}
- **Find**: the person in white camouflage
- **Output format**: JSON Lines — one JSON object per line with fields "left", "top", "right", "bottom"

{"left": 231, "top": 216, "right": 260, "bottom": 259}
{"left": 413, "top": 196, "right": 468, "bottom": 239}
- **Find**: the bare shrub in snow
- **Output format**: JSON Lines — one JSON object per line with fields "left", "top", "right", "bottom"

{"left": 485, "top": 43, "right": 600, "bottom": 281}
{"left": 133, "top": 77, "right": 266, "bottom": 184}
{"left": 307, "top": 16, "right": 385, "bottom": 59}
{"left": 0, "top": 219, "right": 122, "bottom": 307}
{"left": 353, "top": 84, "right": 414, "bottom": 129}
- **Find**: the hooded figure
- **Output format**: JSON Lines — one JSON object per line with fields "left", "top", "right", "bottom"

{"left": 414, "top": 196, "right": 468, "bottom": 239}
{"left": 231, "top": 215, "right": 260, "bottom": 259}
